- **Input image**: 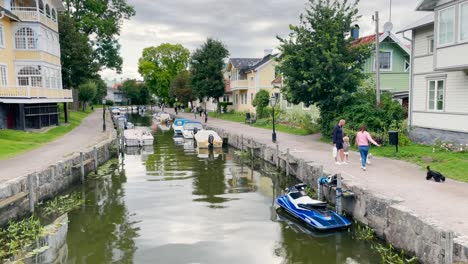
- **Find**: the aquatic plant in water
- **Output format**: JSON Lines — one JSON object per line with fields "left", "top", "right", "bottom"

{"left": 0, "top": 215, "right": 43, "bottom": 260}
{"left": 372, "top": 243, "right": 418, "bottom": 264}
{"left": 234, "top": 150, "right": 252, "bottom": 161}
{"left": 38, "top": 192, "right": 83, "bottom": 216}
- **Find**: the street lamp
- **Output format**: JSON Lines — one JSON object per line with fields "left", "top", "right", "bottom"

{"left": 102, "top": 98, "right": 106, "bottom": 132}
{"left": 270, "top": 94, "right": 279, "bottom": 143}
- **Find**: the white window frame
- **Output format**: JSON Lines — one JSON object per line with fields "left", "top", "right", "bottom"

{"left": 404, "top": 60, "right": 410, "bottom": 72}
{"left": 427, "top": 79, "right": 445, "bottom": 112}
{"left": 427, "top": 36, "right": 434, "bottom": 54}
{"left": 0, "top": 24, "right": 5, "bottom": 48}
{"left": 15, "top": 27, "right": 38, "bottom": 50}
{"left": 0, "top": 64, "right": 8, "bottom": 87}
{"left": 437, "top": 6, "right": 456, "bottom": 47}
{"left": 373, "top": 50, "right": 393, "bottom": 71}
{"left": 459, "top": 1, "right": 468, "bottom": 42}
{"left": 17, "top": 66, "right": 42, "bottom": 87}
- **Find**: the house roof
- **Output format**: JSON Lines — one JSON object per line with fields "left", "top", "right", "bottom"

{"left": 396, "top": 14, "right": 434, "bottom": 33}
{"left": 353, "top": 31, "right": 410, "bottom": 55}
{"left": 229, "top": 58, "right": 262, "bottom": 69}
{"left": 50, "top": 0, "right": 66, "bottom": 11}
{"left": 415, "top": 0, "right": 449, "bottom": 11}
{"left": 0, "top": 6, "right": 21, "bottom": 21}
{"left": 245, "top": 53, "right": 279, "bottom": 73}
{"left": 271, "top": 75, "right": 282, "bottom": 87}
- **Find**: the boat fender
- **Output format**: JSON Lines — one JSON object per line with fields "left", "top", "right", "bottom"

{"left": 319, "top": 177, "right": 328, "bottom": 185}
{"left": 208, "top": 134, "right": 214, "bottom": 147}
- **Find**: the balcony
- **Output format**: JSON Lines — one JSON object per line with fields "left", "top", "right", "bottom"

{"left": 11, "top": 7, "right": 58, "bottom": 31}
{"left": 0, "top": 86, "right": 73, "bottom": 101}
{"left": 230, "top": 80, "right": 248, "bottom": 91}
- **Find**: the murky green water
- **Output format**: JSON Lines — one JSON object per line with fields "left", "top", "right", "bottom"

{"left": 61, "top": 114, "right": 380, "bottom": 264}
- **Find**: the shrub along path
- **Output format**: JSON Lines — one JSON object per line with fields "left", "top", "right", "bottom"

{"left": 172, "top": 109, "right": 468, "bottom": 241}
{"left": 0, "top": 110, "right": 113, "bottom": 184}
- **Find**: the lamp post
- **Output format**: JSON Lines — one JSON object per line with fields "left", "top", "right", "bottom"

{"left": 270, "top": 94, "right": 278, "bottom": 143}
{"left": 102, "top": 99, "right": 106, "bottom": 132}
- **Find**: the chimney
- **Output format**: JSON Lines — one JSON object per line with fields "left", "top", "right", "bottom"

{"left": 264, "top": 49, "right": 273, "bottom": 57}
{"left": 351, "top": 24, "right": 360, "bottom": 40}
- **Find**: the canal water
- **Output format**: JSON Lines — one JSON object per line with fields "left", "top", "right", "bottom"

{"left": 60, "top": 114, "right": 380, "bottom": 263}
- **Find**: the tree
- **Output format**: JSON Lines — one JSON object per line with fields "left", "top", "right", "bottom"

{"left": 62, "top": 0, "right": 135, "bottom": 72}
{"left": 93, "top": 77, "right": 108, "bottom": 104}
{"left": 78, "top": 80, "right": 97, "bottom": 111}
{"left": 252, "top": 89, "right": 270, "bottom": 118}
{"left": 277, "top": 0, "right": 371, "bottom": 136}
{"left": 121, "top": 79, "right": 149, "bottom": 105}
{"left": 190, "top": 38, "right": 229, "bottom": 107}
{"left": 138, "top": 43, "right": 190, "bottom": 102}
{"left": 59, "top": 13, "right": 98, "bottom": 89}
{"left": 170, "top": 70, "right": 195, "bottom": 106}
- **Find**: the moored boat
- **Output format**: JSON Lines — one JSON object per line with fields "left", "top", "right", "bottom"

{"left": 181, "top": 122, "right": 203, "bottom": 139}
{"left": 172, "top": 118, "right": 190, "bottom": 134}
{"left": 194, "top": 130, "right": 223, "bottom": 148}
{"left": 277, "top": 183, "right": 351, "bottom": 230}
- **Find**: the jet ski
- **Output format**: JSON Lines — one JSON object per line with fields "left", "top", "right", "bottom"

{"left": 276, "top": 183, "right": 351, "bottom": 230}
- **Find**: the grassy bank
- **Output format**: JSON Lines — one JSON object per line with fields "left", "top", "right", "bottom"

{"left": 369, "top": 144, "right": 468, "bottom": 182}
{"left": 208, "top": 112, "right": 315, "bottom": 136}
{"left": 0, "top": 109, "right": 92, "bottom": 160}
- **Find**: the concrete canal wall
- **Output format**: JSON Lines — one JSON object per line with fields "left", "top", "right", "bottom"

{"left": 0, "top": 135, "right": 117, "bottom": 226}
{"left": 207, "top": 125, "right": 468, "bottom": 264}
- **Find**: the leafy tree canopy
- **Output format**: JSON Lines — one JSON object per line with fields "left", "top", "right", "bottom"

{"left": 138, "top": 43, "right": 190, "bottom": 103}
{"left": 62, "top": 0, "right": 135, "bottom": 72}
{"left": 170, "top": 70, "right": 195, "bottom": 105}
{"left": 277, "top": 0, "right": 371, "bottom": 134}
{"left": 122, "top": 79, "right": 150, "bottom": 105}
{"left": 78, "top": 80, "right": 97, "bottom": 110}
{"left": 252, "top": 89, "right": 271, "bottom": 118}
{"left": 190, "top": 38, "right": 229, "bottom": 101}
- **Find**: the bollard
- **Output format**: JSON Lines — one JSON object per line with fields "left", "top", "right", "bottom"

{"left": 443, "top": 231, "right": 454, "bottom": 264}
{"left": 27, "top": 173, "right": 36, "bottom": 213}
{"left": 275, "top": 144, "right": 279, "bottom": 168}
{"left": 94, "top": 147, "right": 98, "bottom": 173}
{"left": 317, "top": 178, "right": 323, "bottom": 201}
{"left": 80, "top": 152, "right": 85, "bottom": 183}
{"left": 286, "top": 148, "right": 290, "bottom": 176}
{"left": 336, "top": 173, "right": 342, "bottom": 215}
{"left": 241, "top": 134, "right": 244, "bottom": 151}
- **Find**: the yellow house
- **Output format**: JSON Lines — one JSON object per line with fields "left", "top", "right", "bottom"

{"left": 0, "top": 0, "right": 72, "bottom": 130}
{"left": 226, "top": 50, "right": 280, "bottom": 113}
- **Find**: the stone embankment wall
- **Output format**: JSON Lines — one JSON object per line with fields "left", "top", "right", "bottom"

{"left": 0, "top": 136, "right": 117, "bottom": 226}
{"left": 207, "top": 125, "right": 468, "bottom": 264}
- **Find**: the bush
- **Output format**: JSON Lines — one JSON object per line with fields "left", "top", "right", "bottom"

{"left": 105, "top": 100, "right": 114, "bottom": 106}
{"left": 252, "top": 89, "right": 270, "bottom": 118}
{"left": 185, "top": 107, "right": 191, "bottom": 113}
{"left": 218, "top": 102, "right": 233, "bottom": 113}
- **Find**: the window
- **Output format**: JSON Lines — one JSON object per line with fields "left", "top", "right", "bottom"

{"left": 245, "top": 94, "right": 248, "bottom": 104}
{"left": 250, "top": 93, "right": 253, "bottom": 104}
{"left": 51, "top": 9, "right": 57, "bottom": 21}
{"left": 0, "top": 65, "right": 7, "bottom": 87}
{"left": 428, "top": 37, "right": 434, "bottom": 54}
{"left": 438, "top": 7, "right": 455, "bottom": 45}
{"left": 38, "top": 0, "right": 44, "bottom": 13}
{"left": 17, "top": 66, "right": 42, "bottom": 87}
{"left": 460, "top": 2, "right": 468, "bottom": 41}
{"left": 428, "top": 80, "right": 444, "bottom": 111}
{"left": 0, "top": 24, "right": 4, "bottom": 48}
{"left": 377, "top": 51, "right": 392, "bottom": 70}
{"left": 45, "top": 4, "right": 51, "bottom": 18}
{"left": 15, "top": 27, "right": 37, "bottom": 50}
{"left": 404, "top": 61, "right": 410, "bottom": 72}
{"left": 235, "top": 94, "right": 238, "bottom": 104}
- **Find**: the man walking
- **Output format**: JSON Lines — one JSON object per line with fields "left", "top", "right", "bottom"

{"left": 332, "top": 119, "right": 346, "bottom": 165}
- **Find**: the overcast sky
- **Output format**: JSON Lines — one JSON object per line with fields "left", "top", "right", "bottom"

{"left": 100, "top": 0, "right": 429, "bottom": 83}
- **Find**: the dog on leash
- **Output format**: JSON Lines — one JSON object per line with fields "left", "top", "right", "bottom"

{"left": 426, "top": 166, "right": 446, "bottom": 182}
{"left": 360, "top": 153, "right": 373, "bottom": 165}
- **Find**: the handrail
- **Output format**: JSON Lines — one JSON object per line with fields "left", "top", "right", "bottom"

{"left": 0, "top": 86, "right": 73, "bottom": 99}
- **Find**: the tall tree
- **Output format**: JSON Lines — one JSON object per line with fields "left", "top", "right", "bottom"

{"left": 121, "top": 79, "right": 149, "bottom": 105}
{"left": 190, "top": 38, "right": 229, "bottom": 105}
{"left": 59, "top": 13, "right": 97, "bottom": 89}
{"left": 277, "top": 0, "right": 371, "bottom": 135}
{"left": 78, "top": 80, "right": 97, "bottom": 111}
{"left": 62, "top": 0, "right": 135, "bottom": 72}
{"left": 170, "top": 70, "right": 195, "bottom": 106}
{"left": 138, "top": 43, "right": 190, "bottom": 102}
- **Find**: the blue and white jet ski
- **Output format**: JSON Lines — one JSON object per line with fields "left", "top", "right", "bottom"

{"left": 277, "top": 183, "right": 351, "bottom": 230}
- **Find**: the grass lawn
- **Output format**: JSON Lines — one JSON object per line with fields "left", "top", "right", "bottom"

{"left": 370, "top": 144, "right": 468, "bottom": 182}
{"left": 208, "top": 112, "right": 314, "bottom": 136}
{"left": 0, "top": 109, "right": 92, "bottom": 160}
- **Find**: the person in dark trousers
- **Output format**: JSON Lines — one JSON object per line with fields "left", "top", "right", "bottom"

{"left": 332, "top": 119, "right": 346, "bottom": 165}
{"left": 204, "top": 110, "right": 208, "bottom": 123}
{"left": 175, "top": 106, "right": 178, "bottom": 115}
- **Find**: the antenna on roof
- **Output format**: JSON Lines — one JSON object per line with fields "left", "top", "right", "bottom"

{"left": 389, "top": 0, "right": 392, "bottom": 22}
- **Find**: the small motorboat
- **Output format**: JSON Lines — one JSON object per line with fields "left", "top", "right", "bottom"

{"left": 181, "top": 122, "right": 203, "bottom": 139}
{"left": 153, "top": 112, "right": 171, "bottom": 124}
{"left": 276, "top": 183, "right": 351, "bottom": 230}
{"left": 194, "top": 130, "right": 223, "bottom": 148}
{"left": 123, "top": 127, "right": 154, "bottom": 147}
{"left": 172, "top": 118, "right": 190, "bottom": 134}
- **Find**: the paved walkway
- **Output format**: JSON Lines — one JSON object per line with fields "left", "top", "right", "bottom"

{"left": 171, "top": 110, "right": 468, "bottom": 239}
{"left": 0, "top": 110, "right": 113, "bottom": 184}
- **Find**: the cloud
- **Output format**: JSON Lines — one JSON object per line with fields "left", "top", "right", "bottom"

{"left": 101, "top": 0, "right": 428, "bottom": 82}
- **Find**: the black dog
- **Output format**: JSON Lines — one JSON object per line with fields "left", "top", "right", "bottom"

{"left": 426, "top": 166, "right": 446, "bottom": 182}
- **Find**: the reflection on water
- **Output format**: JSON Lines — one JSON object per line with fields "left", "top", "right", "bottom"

{"left": 57, "top": 114, "right": 379, "bottom": 264}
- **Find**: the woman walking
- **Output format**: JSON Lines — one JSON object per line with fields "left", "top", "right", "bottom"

{"left": 355, "top": 125, "right": 380, "bottom": 171}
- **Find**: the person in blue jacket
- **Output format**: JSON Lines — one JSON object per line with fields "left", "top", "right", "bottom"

{"left": 332, "top": 119, "right": 346, "bottom": 165}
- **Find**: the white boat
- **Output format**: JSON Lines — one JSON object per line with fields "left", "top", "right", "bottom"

{"left": 123, "top": 127, "right": 154, "bottom": 147}
{"left": 153, "top": 112, "right": 171, "bottom": 124}
{"left": 194, "top": 130, "right": 223, "bottom": 148}
{"left": 182, "top": 122, "right": 204, "bottom": 139}
{"left": 172, "top": 118, "right": 190, "bottom": 134}
{"left": 123, "top": 129, "right": 140, "bottom": 147}
{"left": 140, "top": 129, "right": 154, "bottom": 146}
{"left": 111, "top": 108, "right": 121, "bottom": 115}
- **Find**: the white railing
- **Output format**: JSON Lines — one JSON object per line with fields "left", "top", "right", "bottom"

{"left": 230, "top": 80, "right": 248, "bottom": 90}
{"left": 0, "top": 86, "right": 73, "bottom": 99}
{"left": 11, "top": 7, "right": 58, "bottom": 31}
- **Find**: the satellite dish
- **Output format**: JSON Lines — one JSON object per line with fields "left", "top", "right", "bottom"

{"left": 383, "top": 22, "right": 393, "bottom": 33}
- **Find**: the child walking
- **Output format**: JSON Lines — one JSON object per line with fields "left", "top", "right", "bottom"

{"left": 343, "top": 136, "right": 350, "bottom": 163}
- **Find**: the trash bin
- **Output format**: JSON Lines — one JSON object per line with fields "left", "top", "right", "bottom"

{"left": 388, "top": 131, "right": 399, "bottom": 146}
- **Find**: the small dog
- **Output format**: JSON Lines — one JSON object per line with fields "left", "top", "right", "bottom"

{"left": 426, "top": 166, "right": 446, "bottom": 182}
{"left": 360, "top": 153, "right": 373, "bottom": 165}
